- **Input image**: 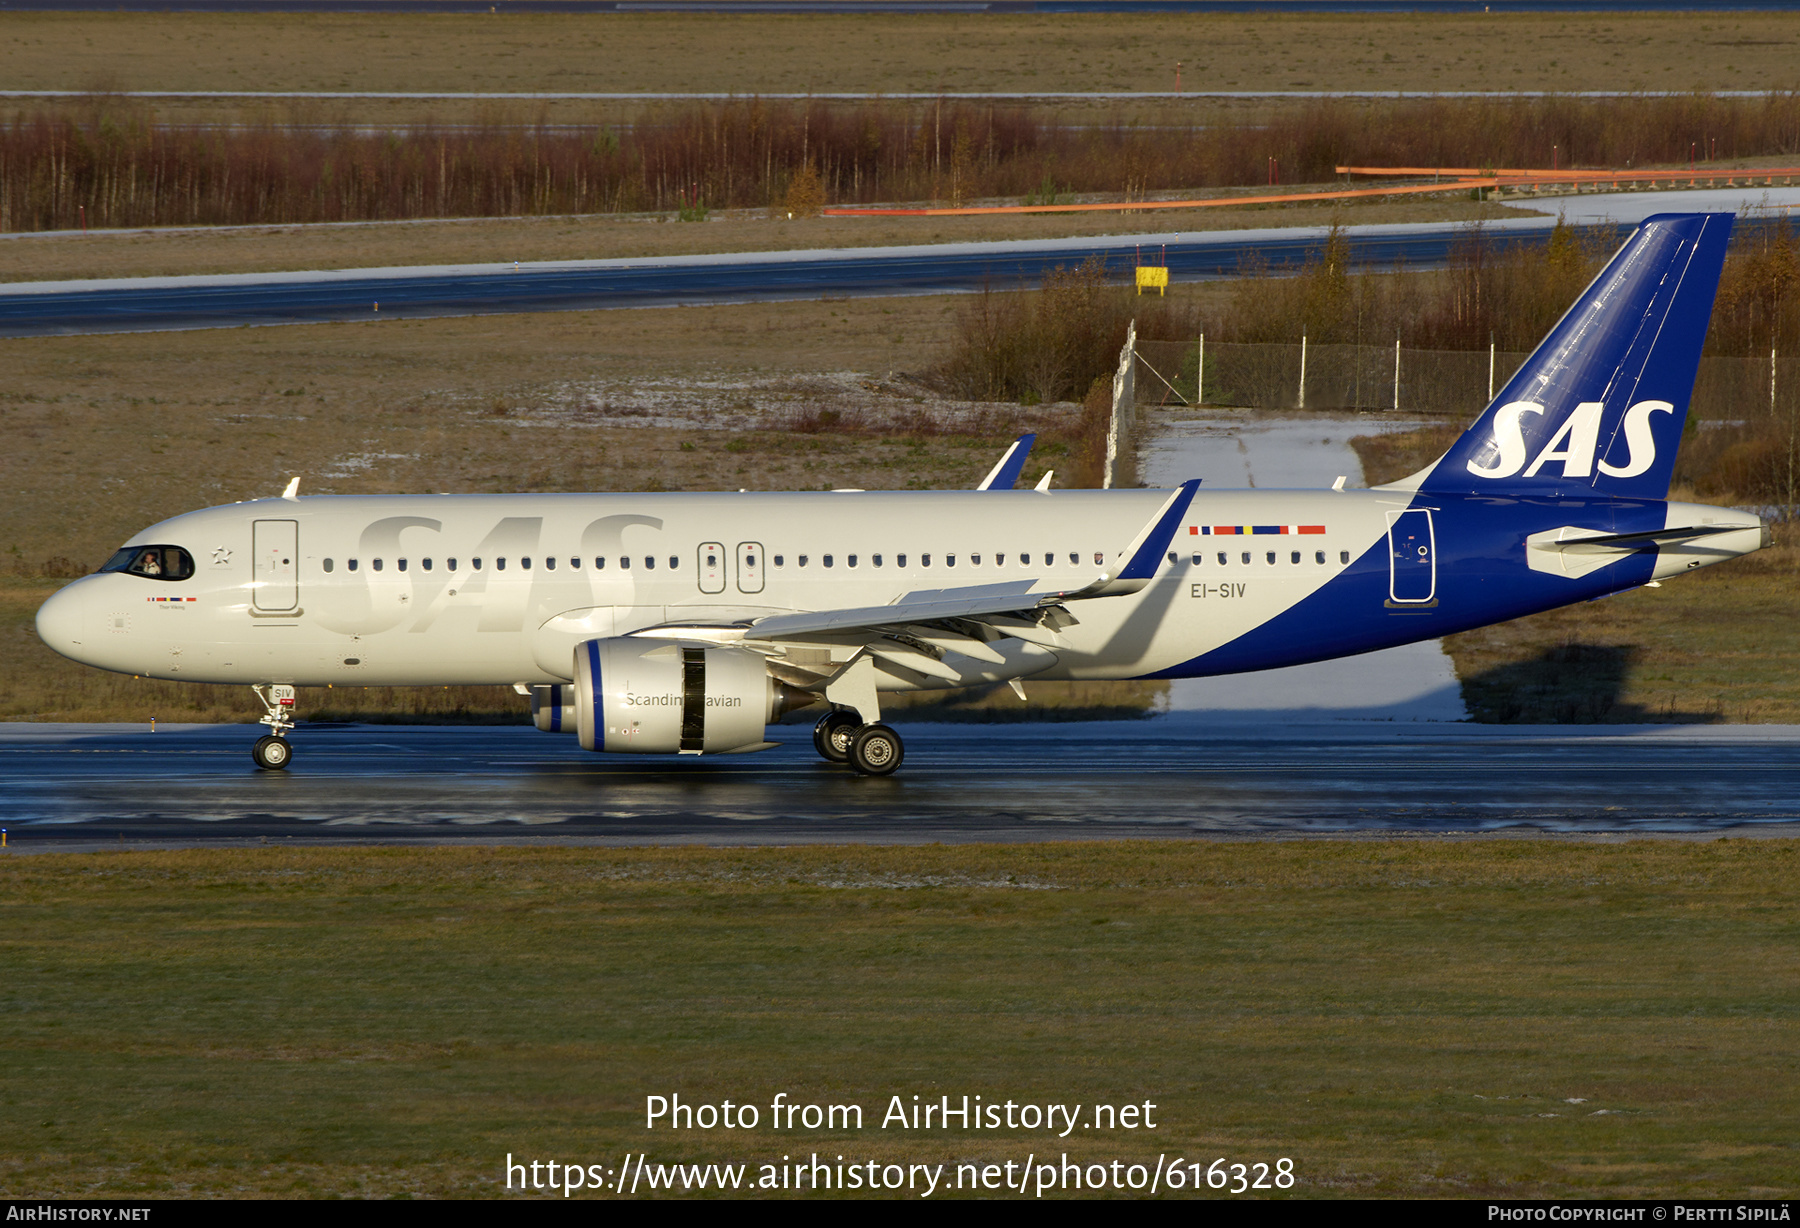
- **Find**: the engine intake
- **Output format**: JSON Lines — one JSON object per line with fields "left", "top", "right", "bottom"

{"left": 572, "top": 638, "right": 812, "bottom": 754}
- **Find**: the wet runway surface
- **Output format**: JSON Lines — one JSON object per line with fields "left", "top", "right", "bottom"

{"left": 6, "top": 718, "right": 1800, "bottom": 848}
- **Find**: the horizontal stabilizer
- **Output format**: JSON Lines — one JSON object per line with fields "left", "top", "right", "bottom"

{"left": 1526, "top": 520, "right": 1767, "bottom": 579}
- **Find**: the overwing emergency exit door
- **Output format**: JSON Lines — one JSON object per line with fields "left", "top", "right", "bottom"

{"left": 1386, "top": 508, "right": 1436, "bottom": 604}
{"left": 698, "top": 542, "right": 726, "bottom": 594}
{"left": 253, "top": 519, "right": 298, "bottom": 611}
{"left": 736, "top": 542, "right": 764, "bottom": 594}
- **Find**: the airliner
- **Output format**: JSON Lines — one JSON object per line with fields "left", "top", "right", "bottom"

{"left": 35, "top": 212, "right": 1767, "bottom": 775}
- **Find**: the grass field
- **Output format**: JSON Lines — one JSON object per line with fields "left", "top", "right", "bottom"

{"left": 1, "top": 841, "right": 1795, "bottom": 1199}
{"left": 6, "top": 12, "right": 1798, "bottom": 95}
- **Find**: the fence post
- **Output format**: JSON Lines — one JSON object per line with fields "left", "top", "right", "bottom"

{"left": 1779, "top": 347, "right": 1792, "bottom": 523}
{"left": 1104, "top": 320, "right": 1137, "bottom": 489}
{"left": 1298, "top": 334, "right": 1307, "bottom": 411}
{"left": 1393, "top": 336, "right": 1401, "bottom": 412}
{"left": 1197, "top": 333, "right": 1204, "bottom": 405}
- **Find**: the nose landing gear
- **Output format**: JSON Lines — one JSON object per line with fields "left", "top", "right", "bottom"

{"left": 251, "top": 683, "right": 297, "bottom": 771}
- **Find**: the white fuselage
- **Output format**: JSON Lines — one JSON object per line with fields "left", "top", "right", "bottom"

{"left": 39, "top": 487, "right": 1403, "bottom": 689}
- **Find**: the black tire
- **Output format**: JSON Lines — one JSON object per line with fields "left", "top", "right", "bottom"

{"left": 252, "top": 735, "right": 291, "bottom": 771}
{"left": 812, "top": 710, "right": 860, "bottom": 763}
{"left": 848, "top": 724, "right": 904, "bottom": 776}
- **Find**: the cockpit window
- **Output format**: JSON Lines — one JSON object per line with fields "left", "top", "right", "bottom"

{"left": 99, "top": 545, "right": 195, "bottom": 581}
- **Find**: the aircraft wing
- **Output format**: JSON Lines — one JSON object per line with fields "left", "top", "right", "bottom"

{"left": 743, "top": 479, "right": 1200, "bottom": 641}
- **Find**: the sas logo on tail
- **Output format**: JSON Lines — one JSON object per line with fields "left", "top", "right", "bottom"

{"left": 1467, "top": 400, "right": 1673, "bottom": 481}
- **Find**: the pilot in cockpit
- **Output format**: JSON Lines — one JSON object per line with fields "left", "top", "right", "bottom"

{"left": 138, "top": 550, "right": 162, "bottom": 576}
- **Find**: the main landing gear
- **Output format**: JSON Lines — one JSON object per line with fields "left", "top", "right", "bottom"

{"left": 812, "top": 709, "right": 904, "bottom": 777}
{"left": 251, "top": 683, "right": 297, "bottom": 771}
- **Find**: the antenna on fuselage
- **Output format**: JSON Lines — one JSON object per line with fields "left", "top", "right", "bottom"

{"left": 281, "top": 477, "right": 301, "bottom": 501}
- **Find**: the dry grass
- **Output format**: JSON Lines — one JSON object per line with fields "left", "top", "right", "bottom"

{"left": 6, "top": 12, "right": 1800, "bottom": 95}
{"left": 3, "top": 841, "right": 1798, "bottom": 1199}
{"left": 0, "top": 293, "right": 984, "bottom": 572}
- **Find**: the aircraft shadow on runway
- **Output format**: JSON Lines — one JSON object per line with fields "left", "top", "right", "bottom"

{"left": 1457, "top": 643, "right": 1721, "bottom": 725}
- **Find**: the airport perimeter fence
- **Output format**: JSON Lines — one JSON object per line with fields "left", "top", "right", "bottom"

{"left": 1132, "top": 339, "right": 1800, "bottom": 428}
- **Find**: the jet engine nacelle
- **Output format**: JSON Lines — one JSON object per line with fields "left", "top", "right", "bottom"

{"left": 530, "top": 683, "right": 576, "bottom": 733}
{"left": 572, "top": 637, "right": 808, "bottom": 754}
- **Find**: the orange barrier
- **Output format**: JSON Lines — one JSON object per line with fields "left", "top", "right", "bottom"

{"left": 820, "top": 163, "right": 1800, "bottom": 220}
{"left": 821, "top": 177, "right": 1499, "bottom": 218}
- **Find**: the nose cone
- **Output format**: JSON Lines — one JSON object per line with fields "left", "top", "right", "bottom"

{"left": 35, "top": 581, "right": 92, "bottom": 664}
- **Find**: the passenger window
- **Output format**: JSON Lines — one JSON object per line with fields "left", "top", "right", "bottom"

{"left": 644, "top": 557, "right": 654, "bottom": 570}
{"left": 897, "top": 554, "right": 907, "bottom": 567}
{"left": 373, "top": 558, "right": 384, "bottom": 572}
{"left": 1192, "top": 553, "right": 1202, "bottom": 565}
{"left": 619, "top": 556, "right": 630, "bottom": 570}
{"left": 1241, "top": 552, "right": 1251, "bottom": 565}
{"left": 1340, "top": 551, "right": 1350, "bottom": 565}
{"left": 521, "top": 557, "right": 531, "bottom": 570}
{"left": 1218, "top": 552, "right": 1228, "bottom": 565}
{"left": 773, "top": 555, "right": 784, "bottom": 568}
{"left": 597, "top": 557, "right": 608, "bottom": 569}
{"left": 824, "top": 555, "right": 835, "bottom": 568}
{"left": 971, "top": 553, "right": 980, "bottom": 565}
{"left": 1266, "top": 552, "right": 1276, "bottom": 565}
{"left": 323, "top": 558, "right": 335, "bottom": 573}
{"left": 669, "top": 557, "right": 678, "bottom": 570}
{"left": 1315, "top": 551, "right": 1326, "bottom": 564}
{"left": 946, "top": 554, "right": 956, "bottom": 567}
{"left": 1094, "top": 552, "right": 1104, "bottom": 565}
{"left": 1167, "top": 552, "right": 1178, "bottom": 564}
{"left": 922, "top": 554, "right": 932, "bottom": 567}
{"left": 570, "top": 557, "right": 581, "bottom": 570}
{"left": 398, "top": 558, "right": 409, "bottom": 572}
{"left": 798, "top": 555, "right": 808, "bottom": 568}
{"left": 496, "top": 558, "right": 506, "bottom": 571}
{"left": 423, "top": 558, "right": 433, "bottom": 571}
{"left": 873, "top": 554, "right": 883, "bottom": 567}
{"left": 997, "top": 553, "right": 1006, "bottom": 565}
{"left": 706, "top": 551, "right": 718, "bottom": 567}
{"left": 1069, "top": 553, "right": 1079, "bottom": 565}
{"left": 447, "top": 557, "right": 458, "bottom": 571}
{"left": 1291, "top": 551, "right": 1301, "bottom": 565}
{"left": 472, "top": 557, "right": 483, "bottom": 570}
{"left": 848, "top": 555, "right": 859, "bottom": 568}
{"left": 1021, "top": 553, "right": 1031, "bottom": 566}
{"left": 544, "top": 557, "right": 555, "bottom": 571}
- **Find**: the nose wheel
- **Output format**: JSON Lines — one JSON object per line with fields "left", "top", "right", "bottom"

{"left": 251, "top": 683, "right": 297, "bottom": 771}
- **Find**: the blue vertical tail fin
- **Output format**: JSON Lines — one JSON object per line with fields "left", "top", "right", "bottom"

{"left": 1407, "top": 213, "right": 1733, "bottom": 500}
